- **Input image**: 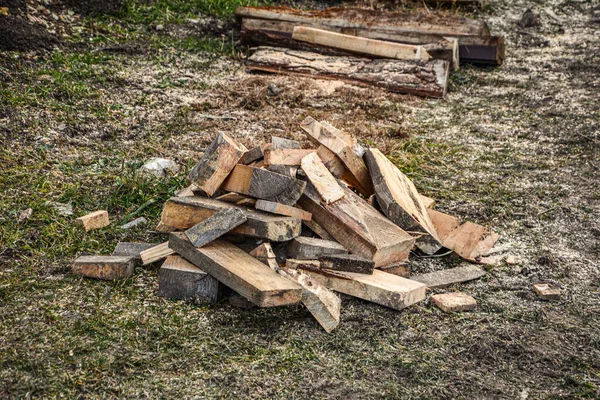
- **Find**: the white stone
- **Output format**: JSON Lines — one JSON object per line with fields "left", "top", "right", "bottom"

{"left": 137, "top": 158, "right": 179, "bottom": 179}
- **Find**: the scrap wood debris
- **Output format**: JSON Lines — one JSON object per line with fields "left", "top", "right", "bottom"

{"left": 72, "top": 117, "right": 500, "bottom": 333}
{"left": 236, "top": 6, "right": 505, "bottom": 98}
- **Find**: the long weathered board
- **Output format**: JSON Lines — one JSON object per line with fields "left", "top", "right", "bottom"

{"left": 221, "top": 164, "right": 306, "bottom": 205}
{"left": 188, "top": 133, "right": 247, "bottom": 196}
{"left": 169, "top": 232, "right": 302, "bottom": 307}
{"left": 297, "top": 183, "right": 415, "bottom": 267}
{"left": 156, "top": 196, "right": 301, "bottom": 242}
{"left": 184, "top": 208, "right": 247, "bottom": 247}
{"left": 364, "top": 148, "right": 442, "bottom": 255}
{"left": 301, "top": 267, "right": 426, "bottom": 311}
{"left": 247, "top": 47, "right": 450, "bottom": 99}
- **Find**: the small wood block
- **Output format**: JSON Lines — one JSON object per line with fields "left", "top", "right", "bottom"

{"left": 420, "top": 195, "right": 436, "bottom": 209}
{"left": 302, "top": 268, "right": 427, "bottom": 311}
{"left": 255, "top": 199, "right": 312, "bottom": 221}
{"left": 302, "top": 219, "right": 335, "bottom": 241}
{"left": 285, "top": 259, "right": 320, "bottom": 270}
{"left": 249, "top": 242, "right": 277, "bottom": 261}
{"left": 287, "top": 236, "right": 348, "bottom": 260}
{"left": 235, "top": 198, "right": 257, "bottom": 207}
{"left": 156, "top": 196, "right": 301, "bottom": 242}
{"left": 364, "top": 148, "right": 442, "bottom": 254}
{"left": 169, "top": 232, "right": 302, "bottom": 307}
{"left": 184, "top": 208, "right": 247, "bottom": 247}
{"left": 301, "top": 152, "right": 345, "bottom": 204}
{"left": 271, "top": 136, "right": 301, "bottom": 149}
{"left": 215, "top": 192, "right": 249, "bottom": 203}
{"left": 75, "top": 210, "right": 109, "bottom": 232}
{"left": 264, "top": 149, "right": 316, "bottom": 166}
{"left": 140, "top": 242, "right": 175, "bottom": 266}
{"left": 188, "top": 132, "right": 247, "bottom": 196}
{"left": 112, "top": 242, "right": 156, "bottom": 266}
{"left": 228, "top": 293, "right": 257, "bottom": 309}
{"left": 411, "top": 265, "right": 485, "bottom": 288}
{"left": 319, "top": 254, "right": 375, "bottom": 275}
{"left": 176, "top": 184, "right": 198, "bottom": 197}
{"left": 279, "top": 268, "right": 341, "bottom": 332}
{"left": 431, "top": 292, "right": 477, "bottom": 313}
{"left": 221, "top": 164, "right": 307, "bottom": 206}
{"left": 267, "top": 164, "right": 298, "bottom": 177}
{"left": 240, "top": 146, "right": 264, "bottom": 165}
{"left": 158, "top": 255, "right": 221, "bottom": 303}
{"left": 301, "top": 117, "right": 373, "bottom": 196}
{"left": 72, "top": 255, "right": 134, "bottom": 280}
{"left": 533, "top": 283, "right": 560, "bottom": 300}
{"left": 379, "top": 262, "right": 411, "bottom": 277}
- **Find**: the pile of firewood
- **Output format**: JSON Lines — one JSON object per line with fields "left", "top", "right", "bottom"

{"left": 237, "top": 6, "right": 505, "bottom": 98}
{"left": 72, "top": 116, "right": 499, "bottom": 332}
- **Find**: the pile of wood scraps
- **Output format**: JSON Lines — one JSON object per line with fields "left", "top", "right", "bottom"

{"left": 72, "top": 117, "right": 500, "bottom": 332}
{"left": 236, "top": 6, "right": 505, "bottom": 98}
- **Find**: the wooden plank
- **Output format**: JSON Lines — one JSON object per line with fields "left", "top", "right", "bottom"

{"left": 364, "top": 148, "right": 442, "bottom": 254}
{"left": 75, "top": 210, "right": 109, "bottom": 232}
{"left": 188, "top": 132, "right": 247, "bottom": 196}
{"left": 158, "top": 255, "right": 221, "bottom": 303}
{"left": 319, "top": 254, "right": 375, "bottom": 275}
{"left": 279, "top": 268, "right": 341, "bottom": 332}
{"left": 264, "top": 149, "right": 315, "bottom": 166}
{"left": 221, "top": 164, "right": 306, "bottom": 205}
{"left": 411, "top": 265, "right": 485, "bottom": 288}
{"left": 184, "top": 208, "right": 247, "bottom": 247}
{"left": 271, "top": 136, "right": 301, "bottom": 149}
{"left": 140, "top": 242, "right": 174, "bottom": 266}
{"left": 427, "top": 209, "right": 461, "bottom": 239}
{"left": 286, "top": 258, "right": 320, "bottom": 270}
{"left": 255, "top": 199, "right": 312, "bottom": 221}
{"left": 301, "top": 117, "right": 373, "bottom": 196}
{"left": 240, "top": 146, "right": 264, "bottom": 165}
{"left": 215, "top": 192, "right": 249, "bottom": 203}
{"left": 72, "top": 255, "right": 134, "bottom": 280}
{"left": 287, "top": 236, "right": 347, "bottom": 260}
{"left": 236, "top": 7, "right": 490, "bottom": 37}
{"left": 379, "top": 262, "right": 411, "bottom": 277}
{"left": 302, "top": 219, "right": 335, "bottom": 241}
{"left": 292, "top": 26, "right": 431, "bottom": 62}
{"left": 300, "top": 152, "right": 345, "bottom": 204}
{"left": 316, "top": 145, "right": 346, "bottom": 179}
{"left": 420, "top": 195, "right": 436, "bottom": 209}
{"left": 112, "top": 242, "right": 156, "bottom": 266}
{"left": 156, "top": 196, "right": 301, "bottom": 241}
{"left": 169, "top": 232, "right": 302, "bottom": 307}
{"left": 266, "top": 164, "right": 298, "bottom": 177}
{"left": 424, "top": 38, "right": 459, "bottom": 70}
{"left": 301, "top": 268, "right": 426, "bottom": 311}
{"left": 297, "top": 183, "right": 415, "bottom": 267}
{"left": 248, "top": 47, "right": 450, "bottom": 99}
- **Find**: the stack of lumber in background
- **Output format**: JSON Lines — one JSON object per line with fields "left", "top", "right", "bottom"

{"left": 236, "top": 6, "right": 505, "bottom": 98}
{"left": 73, "top": 117, "right": 499, "bottom": 332}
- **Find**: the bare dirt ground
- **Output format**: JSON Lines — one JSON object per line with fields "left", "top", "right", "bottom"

{"left": 1, "top": 0, "right": 599, "bottom": 398}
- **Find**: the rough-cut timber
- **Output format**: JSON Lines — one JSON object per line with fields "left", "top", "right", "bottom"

{"left": 431, "top": 292, "right": 477, "bottom": 313}
{"left": 264, "top": 149, "right": 315, "bottom": 166}
{"left": 247, "top": 47, "right": 450, "bottom": 99}
{"left": 112, "top": 242, "right": 156, "bottom": 266}
{"left": 158, "top": 255, "right": 221, "bottom": 303}
{"left": 533, "top": 283, "right": 561, "bottom": 300}
{"left": 188, "top": 133, "right": 247, "bottom": 196}
{"left": 271, "top": 136, "right": 301, "bottom": 149}
{"left": 301, "top": 117, "right": 373, "bottom": 196}
{"left": 286, "top": 258, "right": 320, "bottom": 270}
{"left": 249, "top": 242, "right": 280, "bottom": 271}
{"left": 411, "top": 265, "right": 485, "bottom": 288}
{"left": 420, "top": 195, "right": 436, "bottom": 209}
{"left": 297, "top": 183, "right": 415, "bottom": 267}
{"left": 292, "top": 26, "right": 431, "bottom": 62}
{"left": 169, "top": 232, "right": 302, "bottom": 307}
{"left": 287, "top": 236, "right": 348, "bottom": 260}
{"left": 156, "top": 196, "right": 301, "bottom": 242}
{"left": 238, "top": 8, "right": 503, "bottom": 65}
{"left": 319, "top": 254, "right": 375, "bottom": 274}
{"left": 303, "top": 219, "right": 335, "bottom": 241}
{"left": 240, "top": 146, "right": 264, "bottom": 165}
{"left": 184, "top": 208, "right": 247, "bottom": 247}
{"left": 266, "top": 164, "right": 298, "bottom": 177}
{"left": 301, "top": 152, "right": 346, "bottom": 204}
{"left": 379, "top": 262, "right": 411, "bottom": 277}
{"left": 140, "top": 242, "right": 175, "bottom": 266}
{"left": 72, "top": 255, "right": 134, "bottom": 280}
{"left": 221, "top": 164, "right": 306, "bottom": 205}
{"left": 75, "top": 210, "right": 109, "bottom": 232}
{"left": 279, "top": 268, "right": 341, "bottom": 332}
{"left": 215, "top": 192, "right": 249, "bottom": 204}
{"left": 302, "top": 268, "right": 426, "bottom": 311}
{"left": 236, "top": 7, "right": 490, "bottom": 37}
{"left": 255, "top": 199, "right": 312, "bottom": 221}
{"left": 365, "top": 148, "right": 442, "bottom": 254}
{"left": 427, "top": 209, "right": 500, "bottom": 261}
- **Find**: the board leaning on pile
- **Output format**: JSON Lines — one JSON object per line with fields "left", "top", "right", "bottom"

{"left": 72, "top": 116, "right": 499, "bottom": 333}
